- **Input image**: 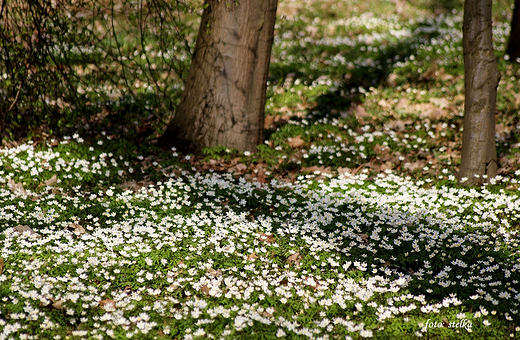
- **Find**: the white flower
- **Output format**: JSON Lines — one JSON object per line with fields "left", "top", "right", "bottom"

{"left": 276, "top": 329, "right": 286, "bottom": 337}
{"left": 193, "top": 328, "right": 206, "bottom": 337}
{"left": 360, "top": 329, "right": 373, "bottom": 337}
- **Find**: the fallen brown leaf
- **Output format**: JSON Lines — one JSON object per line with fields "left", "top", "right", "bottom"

{"left": 247, "top": 253, "right": 259, "bottom": 261}
{"left": 201, "top": 284, "right": 211, "bottom": 296}
{"left": 514, "top": 92, "right": 520, "bottom": 106}
{"left": 13, "top": 225, "right": 35, "bottom": 234}
{"left": 387, "top": 120, "right": 406, "bottom": 132}
{"left": 119, "top": 180, "right": 138, "bottom": 191}
{"left": 350, "top": 103, "right": 370, "bottom": 122}
{"left": 378, "top": 98, "right": 392, "bottom": 109}
{"left": 288, "top": 136, "right": 305, "bottom": 148}
{"left": 0, "top": 258, "right": 4, "bottom": 275}
{"left": 379, "top": 161, "right": 394, "bottom": 171}
{"left": 287, "top": 252, "right": 302, "bottom": 267}
{"left": 373, "top": 144, "right": 392, "bottom": 162}
{"left": 403, "top": 160, "right": 424, "bottom": 172}
{"left": 258, "top": 233, "right": 275, "bottom": 243}
{"left": 357, "top": 233, "right": 369, "bottom": 243}
{"left": 99, "top": 299, "right": 116, "bottom": 310}
{"left": 337, "top": 167, "right": 351, "bottom": 175}
{"left": 496, "top": 123, "right": 513, "bottom": 141}
{"left": 264, "top": 115, "right": 276, "bottom": 129}
{"left": 387, "top": 72, "right": 399, "bottom": 87}
{"left": 257, "top": 169, "right": 267, "bottom": 184}
{"left": 415, "top": 103, "right": 444, "bottom": 120}
{"left": 43, "top": 174, "right": 58, "bottom": 187}
{"left": 8, "top": 179, "right": 26, "bottom": 195}
{"left": 52, "top": 299, "right": 64, "bottom": 310}
{"left": 67, "top": 223, "right": 86, "bottom": 235}
{"left": 207, "top": 268, "right": 222, "bottom": 277}
{"left": 395, "top": 97, "right": 410, "bottom": 110}
{"left": 235, "top": 163, "right": 248, "bottom": 173}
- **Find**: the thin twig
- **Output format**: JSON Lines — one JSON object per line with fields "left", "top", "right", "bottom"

{"left": 7, "top": 79, "right": 23, "bottom": 112}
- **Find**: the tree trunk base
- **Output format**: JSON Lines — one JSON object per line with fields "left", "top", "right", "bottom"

{"left": 459, "top": 0, "right": 499, "bottom": 186}
{"left": 161, "top": 0, "right": 278, "bottom": 155}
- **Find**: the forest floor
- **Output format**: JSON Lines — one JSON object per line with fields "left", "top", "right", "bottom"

{"left": 1, "top": 0, "right": 520, "bottom": 339}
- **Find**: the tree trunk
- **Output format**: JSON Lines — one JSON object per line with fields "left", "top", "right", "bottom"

{"left": 459, "top": 0, "right": 499, "bottom": 185}
{"left": 506, "top": 0, "right": 520, "bottom": 62}
{"left": 160, "top": 0, "right": 278, "bottom": 154}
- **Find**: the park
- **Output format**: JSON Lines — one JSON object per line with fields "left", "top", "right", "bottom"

{"left": 1, "top": 0, "right": 520, "bottom": 338}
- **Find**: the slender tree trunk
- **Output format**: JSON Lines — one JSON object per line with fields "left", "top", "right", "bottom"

{"left": 506, "top": 0, "right": 520, "bottom": 62}
{"left": 160, "top": 0, "right": 278, "bottom": 154}
{"left": 459, "top": 0, "right": 499, "bottom": 185}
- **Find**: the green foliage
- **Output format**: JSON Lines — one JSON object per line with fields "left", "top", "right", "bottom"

{"left": 202, "top": 145, "right": 239, "bottom": 161}
{"left": 0, "top": 0, "right": 201, "bottom": 140}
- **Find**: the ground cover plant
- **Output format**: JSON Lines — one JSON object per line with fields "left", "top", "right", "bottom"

{"left": 2, "top": 0, "right": 520, "bottom": 339}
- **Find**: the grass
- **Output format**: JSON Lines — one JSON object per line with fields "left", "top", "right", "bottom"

{"left": 1, "top": 0, "right": 520, "bottom": 339}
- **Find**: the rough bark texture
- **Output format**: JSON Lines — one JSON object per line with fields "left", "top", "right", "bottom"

{"left": 160, "top": 0, "right": 278, "bottom": 154}
{"left": 459, "top": 0, "right": 499, "bottom": 185}
{"left": 506, "top": 0, "right": 520, "bottom": 62}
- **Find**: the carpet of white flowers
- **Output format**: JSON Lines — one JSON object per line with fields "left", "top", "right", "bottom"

{"left": 2, "top": 1, "right": 520, "bottom": 339}
{"left": 0, "top": 137, "right": 519, "bottom": 340}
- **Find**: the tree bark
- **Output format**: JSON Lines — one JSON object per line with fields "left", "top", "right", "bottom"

{"left": 506, "top": 0, "right": 520, "bottom": 62}
{"left": 459, "top": 0, "right": 499, "bottom": 185}
{"left": 160, "top": 0, "right": 278, "bottom": 154}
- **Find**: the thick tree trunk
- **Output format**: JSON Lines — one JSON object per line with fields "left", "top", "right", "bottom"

{"left": 506, "top": 0, "right": 520, "bottom": 62}
{"left": 160, "top": 0, "right": 278, "bottom": 154}
{"left": 459, "top": 0, "right": 499, "bottom": 185}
